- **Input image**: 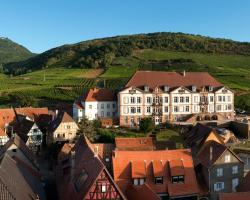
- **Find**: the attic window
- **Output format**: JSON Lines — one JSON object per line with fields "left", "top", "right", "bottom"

{"left": 12, "top": 149, "right": 17, "bottom": 153}
{"left": 155, "top": 177, "right": 163, "bottom": 184}
{"left": 164, "top": 86, "right": 169, "bottom": 92}
{"left": 208, "top": 86, "right": 213, "bottom": 92}
{"left": 172, "top": 175, "right": 184, "bottom": 184}
{"left": 192, "top": 86, "right": 196, "bottom": 92}
{"left": 144, "top": 85, "right": 149, "bottom": 92}
{"left": 133, "top": 178, "right": 145, "bottom": 185}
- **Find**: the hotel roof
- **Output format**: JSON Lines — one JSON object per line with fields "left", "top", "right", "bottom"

{"left": 125, "top": 71, "right": 222, "bottom": 90}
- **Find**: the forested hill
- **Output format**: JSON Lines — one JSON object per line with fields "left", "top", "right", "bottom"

{"left": 4, "top": 32, "right": 250, "bottom": 75}
{"left": 0, "top": 37, "right": 34, "bottom": 67}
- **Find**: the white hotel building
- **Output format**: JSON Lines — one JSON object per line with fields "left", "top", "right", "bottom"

{"left": 118, "top": 71, "right": 234, "bottom": 127}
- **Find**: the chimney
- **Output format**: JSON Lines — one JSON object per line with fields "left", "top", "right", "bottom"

{"left": 70, "top": 150, "right": 76, "bottom": 181}
{"left": 210, "top": 146, "right": 213, "bottom": 162}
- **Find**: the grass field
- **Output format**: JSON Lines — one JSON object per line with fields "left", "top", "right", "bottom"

{"left": 0, "top": 49, "right": 250, "bottom": 109}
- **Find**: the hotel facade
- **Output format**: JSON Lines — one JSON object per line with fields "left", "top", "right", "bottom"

{"left": 118, "top": 71, "right": 234, "bottom": 127}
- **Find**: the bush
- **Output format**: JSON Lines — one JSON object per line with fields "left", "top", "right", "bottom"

{"left": 139, "top": 117, "right": 154, "bottom": 133}
{"left": 97, "top": 129, "right": 115, "bottom": 143}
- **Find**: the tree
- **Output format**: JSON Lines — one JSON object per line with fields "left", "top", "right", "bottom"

{"left": 139, "top": 117, "right": 154, "bottom": 133}
{"left": 77, "top": 117, "right": 96, "bottom": 142}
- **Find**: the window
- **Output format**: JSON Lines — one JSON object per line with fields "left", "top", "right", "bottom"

{"left": 107, "top": 104, "right": 110, "bottom": 109}
{"left": 101, "top": 111, "right": 104, "bottom": 117}
{"left": 137, "top": 97, "right": 141, "bottom": 103}
{"left": 134, "top": 178, "right": 139, "bottom": 185}
{"left": 147, "top": 97, "right": 151, "bottom": 104}
{"left": 228, "top": 104, "right": 232, "bottom": 110}
{"left": 174, "top": 106, "right": 178, "bottom": 112}
{"left": 223, "top": 96, "right": 226, "bottom": 102}
{"left": 225, "top": 155, "right": 231, "bottom": 163}
{"left": 194, "top": 96, "right": 198, "bottom": 103}
{"left": 217, "top": 168, "right": 223, "bottom": 177}
{"left": 112, "top": 103, "right": 116, "bottom": 108}
{"left": 232, "top": 166, "right": 238, "bottom": 174}
{"left": 210, "top": 96, "right": 214, "bottom": 102}
{"left": 218, "top": 96, "right": 222, "bottom": 102}
{"left": 105, "top": 158, "right": 110, "bottom": 162}
{"left": 232, "top": 178, "right": 239, "bottom": 191}
{"left": 123, "top": 97, "right": 129, "bottom": 104}
{"left": 146, "top": 107, "right": 151, "bottom": 113}
{"left": 107, "top": 112, "right": 110, "bottom": 117}
{"left": 185, "top": 97, "right": 189, "bottom": 103}
{"left": 214, "top": 182, "right": 224, "bottom": 191}
{"left": 101, "top": 104, "right": 104, "bottom": 109}
{"left": 137, "top": 107, "right": 141, "bottom": 113}
{"left": 12, "top": 148, "right": 17, "bottom": 153}
{"left": 180, "top": 97, "right": 184, "bottom": 103}
{"left": 101, "top": 185, "right": 106, "bottom": 193}
{"left": 131, "top": 107, "right": 136, "bottom": 114}
{"left": 125, "top": 117, "right": 128, "bottom": 124}
{"left": 185, "top": 106, "right": 190, "bottom": 112}
{"left": 123, "top": 107, "right": 128, "bottom": 114}
{"left": 155, "top": 177, "right": 163, "bottom": 184}
{"left": 172, "top": 176, "right": 184, "bottom": 184}
{"left": 130, "top": 97, "right": 135, "bottom": 103}
{"left": 228, "top": 96, "right": 231, "bottom": 102}
{"left": 139, "top": 178, "right": 144, "bottom": 185}
{"left": 174, "top": 97, "right": 178, "bottom": 103}
{"left": 217, "top": 105, "right": 222, "bottom": 111}
{"left": 164, "top": 106, "right": 168, "bottom": 113}
{"left": 165, "top": 97, "right": 168, "bottom": 103}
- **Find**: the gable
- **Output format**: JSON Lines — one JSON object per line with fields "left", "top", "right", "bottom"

{"left": 214, "top": 149, "right": 242, "bottom": 165}
{"left": 84, "top": 169, "right": 125, "bottom": 200}
{"left": 215, "top": 86, "right": 234, "bottom": 94}
{"left": 170, "top": 86, "right": 191, "bottom": 94}
{"left": 119, "top": 86, "right": 143, "bottom": 94}
{"left": 204, "top": 131, "right": 224, "bottom": 146}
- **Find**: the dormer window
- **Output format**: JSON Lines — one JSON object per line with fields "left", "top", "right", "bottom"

{"left": 155, "top": 177, "right": 163, "bottom": 184}
{"left": 164, "top": 86, "right": 169, "bottom": 92}
{"left": 131, "top": 161, "right": 146, "bottom": 186}
{"left": 172, "top": 175, "right": 184, "bottom": 184}
{"left": 208, "top": 86, "right": 213, "bottom": 92}
{"left": 144, "top": 85, "right": 149, "bottom": 92}
{"left": 192, "top": 85, "right": 196, "bottom": 92}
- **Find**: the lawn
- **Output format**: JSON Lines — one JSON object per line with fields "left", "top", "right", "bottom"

{"left": 156, "top": 129, "right": 183, "bottom": 143}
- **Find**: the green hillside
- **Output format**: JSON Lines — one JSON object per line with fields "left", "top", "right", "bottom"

{"left": 0, "top": 37, "right": 34, "bottom": 67}
{"left": 0, "top": 32, "right": 250, "bottom": 111}
{"left": 4, "top": 32, "right": 250, "bottom": 75}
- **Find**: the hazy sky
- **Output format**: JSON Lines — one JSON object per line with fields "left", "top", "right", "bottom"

{"left": 1, "top": 0, "right": 249, "bottom": 53}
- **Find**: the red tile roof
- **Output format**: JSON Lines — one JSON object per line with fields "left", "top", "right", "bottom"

{"left": 132, "top": 160, "right": 146, "bottom": 178}
{"left": 115, "top": 137, "right": 155, "bottom": 151}
{"left": 112, "top": 149, "right": 199, "bottom": 198}
{"left": 169, "top": 159, "right": 185, "bottom": 176}
{"left": 0, "top": 107, "right": 48, "bottom": 128}
{"left": 152, "top": 160, "right": 163, "bottom": 177}
{"left": 126, "top": 184, "right": 161, "bottom": 200}
{"left": 126, "top": 71, "right": 222, "bottom": 90}
{"left": 219, "top": 192, "right": 250, "bottom": 200}
{"left": 83, "top": 88, "right": 116, "bottom": 102}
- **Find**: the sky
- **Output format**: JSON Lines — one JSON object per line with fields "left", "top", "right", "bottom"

{"left": 0, "top": 0, "right": 250, "bottom": 53}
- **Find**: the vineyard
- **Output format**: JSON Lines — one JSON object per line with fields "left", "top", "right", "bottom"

{"left": 0, "top": 68, "right": 129, "bottom": 108}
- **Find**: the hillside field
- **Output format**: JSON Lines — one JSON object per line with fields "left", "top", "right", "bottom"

{"left": 0, "top": 49, "right": 250, "bottom": 110}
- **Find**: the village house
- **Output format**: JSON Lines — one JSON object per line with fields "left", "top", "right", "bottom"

{"left": 196, "top": 140, "right": 244, "bottom": 200}
{"left": 112, "top": 149, "right": 200, "bottom": 200}
{"left": 48, "top": 111, "right": 78, "bottom": 143}
{"left": 11, "top": 118, "right": 43, "bottom": 152}
{"left": 0, "top": 134, "right": 46, "bottom": 200}
{"left": 56, "top": 136, "right": 126, "bottom": 200}
{"left": 119, "top": 71, "right": 234, "bottom": 127}
{"left": 73, "top": 88, "right": 117, "bottom": 123}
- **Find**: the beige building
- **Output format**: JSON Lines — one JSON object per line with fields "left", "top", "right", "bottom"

{"left": 119, "top": 71, "right": 234, "bottom": 127}
{"left": 48, "top": 112, "right": 78, "bottom": 143}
